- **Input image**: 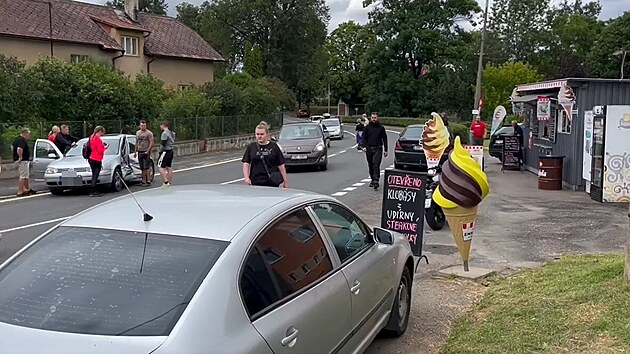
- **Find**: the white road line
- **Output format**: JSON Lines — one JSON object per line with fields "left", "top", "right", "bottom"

{"left": 331, "top": 192, "right": 347, "bottom": 197}
{"left": 385, "top": 167, "right": 393, "bottom": 170}
{"left": 0, "top": 217, "right": 70, "bottom": 234}
{"left": 352, "top": 183, "right": 365, "bottom": 187}
{"left": 329, "top": 153, "right": 337, "bottom": 157}
{"left": 220, "top": 178, "right": 244, "bottom": 185}
{"left": 361, "top": 178, "right": 372, "bottom": 182}
{"left": 343, "top": 187, "right": 356, "bottom": 191}
{"left": 386, "top": 129, "right": 402, "bottom": 134}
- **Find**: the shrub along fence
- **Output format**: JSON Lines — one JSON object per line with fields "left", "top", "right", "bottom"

{"left": 0, "top": 113, "right": 283, "bottom": 160}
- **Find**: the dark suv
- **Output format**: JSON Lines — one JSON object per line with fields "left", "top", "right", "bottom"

{"left": 488, "top": 123, "right": 524, "bottom": 161}
{"left": 394, "top": 124, "right": 451, "bottom": 171}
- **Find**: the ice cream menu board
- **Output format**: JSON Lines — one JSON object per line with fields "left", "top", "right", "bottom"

{"left": 381, "top": 170, "right": 427, "bottom": 257}
{"left": 501, "top": 136, "right": 521, "bottom": 171}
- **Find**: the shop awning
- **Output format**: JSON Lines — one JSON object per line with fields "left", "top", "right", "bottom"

{"left": 510, "top": 93, "right": 555, "bottom": 104}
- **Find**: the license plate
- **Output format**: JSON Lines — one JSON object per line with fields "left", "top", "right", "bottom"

{"left": 425, "top": 198, "right": 432, "bottom": 208}
{"left": 291, "top": 155, "right": 308, "bottom": 160}
{"left": 413, "top": 145, "right": 423, "bottom": 150}
{"left": 61, "top": 170, "right": 78, "bottom": 177}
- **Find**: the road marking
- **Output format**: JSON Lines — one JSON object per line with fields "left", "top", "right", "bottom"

{"left": 343, "top": 187, "right": 356, "bottom": 191}
{"left": 331, "top": 192, "right": 347, "bottom": 197}
{"left": 0, "top": 217, "right": 70, "bottom": 234}
{"left": 386, "top": 166, "right": 394, "bottom": 170}
{"left": 329, "top": 153, "right": 337, "bottom": 157}
{"left": 352, "top": 183, "right": 365, "bottom": 187}
{"left": 361, "top": 178, "right": 372, "bottom": 182}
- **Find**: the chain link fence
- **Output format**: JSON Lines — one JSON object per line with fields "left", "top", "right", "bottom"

{"left": 0, "top": 113, "right": 284, "bottom": 161}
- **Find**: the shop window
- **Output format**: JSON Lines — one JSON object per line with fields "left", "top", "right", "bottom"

{"left": 559, "top": 110, "right": 572, "bottom": 134}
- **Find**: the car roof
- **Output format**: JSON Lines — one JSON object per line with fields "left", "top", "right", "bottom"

{"left": 60, "top": 185, "right": 321, "bottom": 242}
{"left": 283, "top": 121, "right": 321, "bottom": 126}
{"left": 405, "top": 124, "right": 425, "bottom": 128}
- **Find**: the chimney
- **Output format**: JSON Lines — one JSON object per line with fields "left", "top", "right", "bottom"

{"left": 124, "top": 0, "right": 138, "bottom": 21}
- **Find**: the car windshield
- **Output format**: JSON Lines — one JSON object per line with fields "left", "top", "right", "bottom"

{"left": 65, "top": 137, "right": 120, "bottom": 156}
{"left": 322, "top": 119, "right": 340, "bottom": 127}
{"left": 494, "top": 126, "right": 515, "bottom": 136}
{"left": 401, "top": 127, "right": 423, "bottom": 139}
{"left": 279, "top": 125, "right": 322, "bottom": 140}
{"left": 0, "top": 226, "right": 227, "bottom": 336}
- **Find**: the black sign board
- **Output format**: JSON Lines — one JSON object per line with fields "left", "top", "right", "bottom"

{"left": 502, "top": 136, "right": 521, "bottom": 171}
{"left": 381, "top": 170, "right": 427, "bottom": 257}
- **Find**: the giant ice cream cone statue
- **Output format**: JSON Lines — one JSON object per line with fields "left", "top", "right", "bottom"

{"left": 421, "top": 112, "right": 450, "bottom": 169}
{"left": 433, "top": 136, "right": 489, "bottom": 271}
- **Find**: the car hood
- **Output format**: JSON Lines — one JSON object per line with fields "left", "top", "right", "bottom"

{"left": 278, "top": 138, "right": 323, "bottom": 152}
{"left": 0, "top": 322, "right": 165, "bottom": 354}
{"left": 49, "top": 156, "right": 116, "bottom": 169}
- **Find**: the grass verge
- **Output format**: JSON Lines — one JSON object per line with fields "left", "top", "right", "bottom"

{"left": 442, "top": 254, "right": 630, "bottom": 354}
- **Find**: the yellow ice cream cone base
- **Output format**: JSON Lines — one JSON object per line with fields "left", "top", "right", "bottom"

{"left": 444, "top": 206, "right": 478, "bottom": 271}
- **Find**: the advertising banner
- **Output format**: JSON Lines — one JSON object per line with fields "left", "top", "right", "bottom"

{"left": 490, "top": 105, "right": 507, "bottom": 136}
{"left": 537, "top": 96, "right": 551, "bottom": 121}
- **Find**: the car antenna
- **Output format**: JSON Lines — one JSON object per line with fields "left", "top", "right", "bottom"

{"left": 119, "top": 176, "right": 153, "bottom": 222}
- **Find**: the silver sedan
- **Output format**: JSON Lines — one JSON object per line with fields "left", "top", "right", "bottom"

{"left": 0, "top": 185, "right": 414, "bottom": 354}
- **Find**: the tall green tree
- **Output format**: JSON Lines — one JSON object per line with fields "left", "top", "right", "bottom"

{"left": 326, "top": 21, "right": 374, "bottom": 108}
{"left": 243, "top": 42, "right": 264, "bottom": 79}
{"left": 481, "top": 61, "right": 541, "bottom": 118}
{"left": 105, "top": 0, "right": 168, "bottom": 15}
{"left": 361, "top": 0, "right": 480, "bottom": 117}
{"left": 588, "top": 11, "right": 630, "bottom": 79}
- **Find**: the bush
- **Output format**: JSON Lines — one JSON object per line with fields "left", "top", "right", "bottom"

{"left": 449, "top": 123, "right": 469, "bottom": 144}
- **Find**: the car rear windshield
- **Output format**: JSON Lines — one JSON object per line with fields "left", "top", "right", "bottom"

{"left": 280, "top": 125, "right": 322, "bottom": 140}
{"left": 322, "top": 119, "right": 340, "bottom": 126}
{"left": 0, "top": 226, "right": 227, "bottom": 336}
{"left": 494, "top": 126, "right": 514, "bottom": 136}
{"left": 65, "top": 137, "right": 120, "bottom": 156}
{"left": 401, "top": 127, "right": 423, "bottom": 140}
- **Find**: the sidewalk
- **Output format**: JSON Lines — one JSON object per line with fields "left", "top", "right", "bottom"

{"left": 363, "top": 154, "right": 627, "bottom": 354}
{"left": 0, "top": 148, "right": 244, "bottom": 199}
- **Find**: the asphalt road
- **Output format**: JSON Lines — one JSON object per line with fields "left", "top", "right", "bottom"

{"left": 0, "top": 128, "right": 400, "bottom": 264}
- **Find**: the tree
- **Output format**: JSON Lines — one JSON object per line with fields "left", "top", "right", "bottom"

{"left": 243, "top": 42, "right": 264, "bottom": 79}
{"left": 326, "top": 21, "right": 374, "bottom": 108}
{"left": 361, "top": 0, "right": 480, "bottom": 117}
{"left": 588, "top": 12, "right": 630, "bottom": 79}
{"left": 481, "top": 61, "right": 541, "bottom": 119}
{"left": 105, "top": 0, "right": 168, "bottom": 15}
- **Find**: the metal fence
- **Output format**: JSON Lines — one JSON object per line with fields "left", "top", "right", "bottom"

{"left": 0, "top": 113, "right": 284, "bottom": 161}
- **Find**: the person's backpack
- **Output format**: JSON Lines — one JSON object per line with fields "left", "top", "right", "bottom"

{"left": 82, "top": 135, "right": 92, "bottom": 159}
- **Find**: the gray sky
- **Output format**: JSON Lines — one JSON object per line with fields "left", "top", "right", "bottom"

{"left": 81, "top": 0, "right": 628, "bottom": 31}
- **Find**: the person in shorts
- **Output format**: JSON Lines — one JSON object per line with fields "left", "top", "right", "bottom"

{"left": 158, "top": 121, "right": 175, "bottom": 187}
{"left": 12, "top": 128, "right": 34, "bottom": 197}
{"left": 135, "top": 120, "right": 154, "bottom": 186}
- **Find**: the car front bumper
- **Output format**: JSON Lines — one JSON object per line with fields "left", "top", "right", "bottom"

{"left": 283, "top": 151, "right": 327, "bottom": 166}
{"left": 44, "top": 170, "right": 112, "bottom": 189}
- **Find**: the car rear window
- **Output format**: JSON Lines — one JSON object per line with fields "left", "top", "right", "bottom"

{"left": 322, "top": 119, "right": 340, "bottom": 126}
{"left": 401, "top": 127, "right": 423, "bottom": 139}
{"left": 494, "top": 126, "right": 514, "bottom": 136}
{"left": 0, "top": 227, "right": 227, "bottom": 336}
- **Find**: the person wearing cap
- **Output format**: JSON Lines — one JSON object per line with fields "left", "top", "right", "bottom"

{"left": 12, "top": 128, "right": 35, "bottom": 197}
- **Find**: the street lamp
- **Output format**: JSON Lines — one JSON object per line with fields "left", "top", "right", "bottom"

{"left": 473, "top": 0, "right": 490, "bottom": 121}
{"left": 613, "top": 50, "right": 627, "bottom": 80}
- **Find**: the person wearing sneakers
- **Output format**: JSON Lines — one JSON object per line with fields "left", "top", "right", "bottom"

{"left": 12, "top": 128, "right": 35, "bottom": 197}
{"left": 158, "top": 121, "right": 175, "bottom": 187}
{"left": 135, "top": 120, "right": 154, "bottom": 186}
{"left": 360, "top": 113, "right": 388, "bottom": 190}
{"left": 88, "top": 126, "right": 108, "bottom": 197}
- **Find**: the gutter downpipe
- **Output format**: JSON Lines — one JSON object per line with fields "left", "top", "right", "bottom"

{"left": 147, "top": 55, "right": 156, "bottom": 73}
{"left": 112, "top": 50, "right": 124, "bottom": 69}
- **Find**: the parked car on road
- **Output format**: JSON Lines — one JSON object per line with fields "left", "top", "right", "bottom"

{"left": 310, "top": 114, "right": 324, "bottom": 122}
{"left": 0, "top": 185, "right": 414, "bottom": 354}
{"left": 32, "top": 134, "right": 154, "bottom": 195}
{"left": 275, "top": 122, "right": 329, "bottom": 171}
{"left": 320, "top": 117, "right": 345, "bottom": 140}
{"left": 297, "top": 109, "right": 310, "bottom": 118}
{"left": 488, "top": 123, "right": 524, "bottom": 162}
{"left": 394, "top": 124, "right": 450, "bottom": 171}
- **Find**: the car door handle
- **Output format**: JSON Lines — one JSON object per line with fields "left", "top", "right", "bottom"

{"left": 281, "top": 327, "right": 299, "bottom": 347}
{"left": 350, "top": 280, "right": 361, "bottom": 295}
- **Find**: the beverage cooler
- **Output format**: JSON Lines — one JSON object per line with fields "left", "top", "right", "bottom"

{"left": 589, "top": 105, "right": 630, "bottom": 203}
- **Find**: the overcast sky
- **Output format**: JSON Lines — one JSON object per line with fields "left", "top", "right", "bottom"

{"left": 82, "top": 0, "right": 629, "bottom": 31}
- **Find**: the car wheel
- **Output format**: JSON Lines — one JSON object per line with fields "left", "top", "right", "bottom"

{"left": 327, "top": 141, "right": 331, "bottom": 148}
{"left": 382, "top": 266, "right": 412, "bottom": 337}
{"left": 110, "top": 167, "right": 123, "bottom": 192}
{"left": 425, "top": 202, "right": 445, "bottom": 230}
{"left": 49, "top": 188, "right": 64, "bottom": 196}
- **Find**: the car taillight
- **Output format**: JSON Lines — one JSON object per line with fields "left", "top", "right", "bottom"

{"left": 395, "top": 141, "right": 403, "bottom": 150}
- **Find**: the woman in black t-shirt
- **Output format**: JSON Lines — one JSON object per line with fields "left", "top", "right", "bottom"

{"left": 242, "top": 121, "right": 289, "bottom": 188}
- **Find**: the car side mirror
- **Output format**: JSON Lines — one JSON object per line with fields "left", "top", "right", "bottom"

{"left": 373, "top": 227, "right": 394, "bottom": 245}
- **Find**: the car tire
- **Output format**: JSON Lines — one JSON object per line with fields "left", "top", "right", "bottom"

{"left": 425, "top": 202, "right": 445, "bottom": 231}
{"left": 110, "top": 167, "right": 123, "bottom": 192}
{"left": 382, "top": 266, "right": 412, "bottom": 338}
{"left": 49, "top": 188, "right": 64, "bottom": 196}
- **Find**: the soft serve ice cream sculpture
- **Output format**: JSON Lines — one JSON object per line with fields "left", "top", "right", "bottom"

{"left": 421, "top": 112, "right": 450, "bottom": 169}
{"left": 433, "top": 136, "right": 489, "bottom": 271}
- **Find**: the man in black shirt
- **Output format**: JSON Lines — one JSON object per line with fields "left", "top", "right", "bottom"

{"left": 360, "top": 112, "right": 389, "bottom": 190}
{"left": 55, "top": 124, "right": 79, "bottom": 155}
{"left": 512, "top": 120, "right": 524, "bottom": 167}
{"left": 12, "top": 127, "right": 34, "bottom": 197}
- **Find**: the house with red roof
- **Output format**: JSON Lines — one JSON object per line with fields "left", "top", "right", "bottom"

{"left": 0, "top": 0, "right": 225, "bottom": 89}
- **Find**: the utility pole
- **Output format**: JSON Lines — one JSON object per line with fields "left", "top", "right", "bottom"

{"left": 327, "top": 83, "right": 331, "bottom": 114}
{"left": 473, "top": 0, "right": 490, "bottom": 121}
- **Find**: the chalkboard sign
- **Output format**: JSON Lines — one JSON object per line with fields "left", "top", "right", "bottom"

{"left": 502, "top": 136, "right": 521, "bottom": 171}
{"left": 381, "top": 170, "right": 427, "bottom": 257}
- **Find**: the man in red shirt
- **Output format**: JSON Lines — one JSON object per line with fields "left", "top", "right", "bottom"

{"left": 470, "top": 116, "right": 487, "bottom": 146}
{"left": 88, "top": 126, "right": 108, "bottom": 197}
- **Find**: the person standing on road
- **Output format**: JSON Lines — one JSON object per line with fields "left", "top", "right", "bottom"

{"left": 355, "top": 118, "right": 364, "bottom": 151}
{"left": 135, "top": 120, "right": 154, "bottom": 186}
{"left": 512, "top": 120, "right": 524, "bottom": 167}
{"left": 158, "top": 121, "right": 175, "bottom": 187}
{"left": 242, "top": 121, "right": 288, "bottom": 188}
{"left": 12, "top": 128, "right": 34, "bottom": 197}
{"left": 360, "top": 112, "right": 388, "bottom": 190}
{"left": 88, "top": 126, "right": 107, "bottom": 198}
{"left": 56, "top": 124, "right": 80, "bottom": 155}
{"left": 470, "top": 116, "right": 487, "bottom": 146}
{"left": 48, "top": 126, "right": 59, "bottom": 143}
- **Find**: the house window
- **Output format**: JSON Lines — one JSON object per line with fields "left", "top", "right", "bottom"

{"left": 122, "top": 36, "right": 139, "bottom": 56}
{"left": 558, "top": 109, "right": 572, "bottom": 134}
{"left": 70, "top": 54, "right": 89, "bottom": 63}
{"left": 178, "top": 84, "right": 192, "bottom": 91}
